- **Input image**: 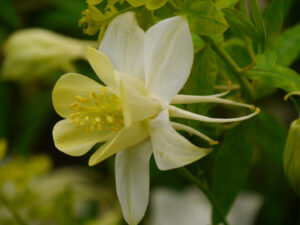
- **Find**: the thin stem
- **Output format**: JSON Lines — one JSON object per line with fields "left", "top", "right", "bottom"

{"left": 201, "top": 36, "right": 254, "bottom": 101}
{"left": 179, "top": 168, "right": 230, "bottom": 225}
{"left": 290, "top": 97, "right": 300, "bottom": 117}
{"left": 0, "top": 191, "right": 28, "bottom": 225}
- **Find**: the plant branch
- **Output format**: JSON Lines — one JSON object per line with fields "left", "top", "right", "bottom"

{"left": 179, "top": 167, "right": 230, "bottom": 225}
{"left": 201, "top": 36, "right": 254, "bottom": 101}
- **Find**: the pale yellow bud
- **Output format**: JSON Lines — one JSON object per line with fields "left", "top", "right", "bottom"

{"left": 283, "top": 118, "right": 300, "bottom": 195}
{"left": 2, "top": 28, "right": 96, "bottom": 82}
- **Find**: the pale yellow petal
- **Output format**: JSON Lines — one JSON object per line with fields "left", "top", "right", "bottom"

{"left": 86, "top": 47, "right": 118, "bottom": 94}
{"left": 120, "top": 78, "right": 161, "bottom": 127}
{"left": 88, "top": 122, "right": 149, "bottom": 166}
{"left": 53, "top": 119, "right": 116, "bottom": 156}
{"left": 115, "top": 140, "right": 152, "bottom": 225}
{"left": 52, "top": 73, "right": 107, "bottom": 118}
{"left": 148, "top": 110, "right": 211, "bottom": 170}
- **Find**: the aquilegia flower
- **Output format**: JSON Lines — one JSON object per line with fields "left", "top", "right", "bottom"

{"left": 52, "top": 12, "right": 259, "bottom": 225}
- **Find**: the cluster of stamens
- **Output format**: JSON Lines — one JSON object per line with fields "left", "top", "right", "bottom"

{"left": 68, "top": 87, "right": 124, "bottom": 133}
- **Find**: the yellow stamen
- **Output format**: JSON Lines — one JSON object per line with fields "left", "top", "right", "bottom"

{"left": 68, "top": 88, "right": 124, "bottom": 133}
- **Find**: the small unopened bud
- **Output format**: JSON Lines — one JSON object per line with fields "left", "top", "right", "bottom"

{"left": 2, "top": 29, "right": 96, "bottom": 82}
{"left": 283, "top": 118, "right": 300, "bottom": 195}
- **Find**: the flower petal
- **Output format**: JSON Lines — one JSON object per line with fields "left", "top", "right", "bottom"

{"left": 86, "top": 47, "right": 118, "bottom": 93}
{"left": 144, "top": 16, "right": 193, "bottom": 103}
{"left": 148, "top": 110, "right": 211, "bottom": 170}
{"left": 115, "top": 139, "right": 152, "bottom": 225}
{"left": 89, "top": 122, "right": 148, "bottom": 166}
{"left": 100, "top": 12, "right": 145, "bottom": 80}
{"left": 120, "top": 78, "right": 161, "bottom": 127}
{"left": 53, "top": 119, "right": 115, "bottom": 156}
{"left": 52, "top": 73, "right": 107, "bottom": 118}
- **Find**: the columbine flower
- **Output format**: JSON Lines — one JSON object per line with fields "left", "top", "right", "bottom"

{"left": 52, "top": 12, "right": 259, "bottom": 225}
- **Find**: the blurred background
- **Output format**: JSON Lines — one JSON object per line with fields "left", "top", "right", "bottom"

{"left": 0, "top": 0, "right": 299, "bottom": 224}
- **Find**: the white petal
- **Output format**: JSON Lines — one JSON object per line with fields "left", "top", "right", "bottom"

{"left": 168, "top": 105, "right": 260, "bottom": 123}
{"left": 171, "top": 94, "right": 254, "bottom": 109}
{"left": 88, "top": 122, "right": 148, "bottom": 166}
{"left": 115, "top": 140, "right": 152, "bottom": 225}
{"left": 53, "top": 119, "right": 115, "bottom": 156}
{"left": 100, "top": 12, "right": 145, "bottom": 80}
{"left": 148, "top": 110, "right": 211, "bottom": 170}
{"left": 144, "top": 16, "right": 193, "bottom": 103}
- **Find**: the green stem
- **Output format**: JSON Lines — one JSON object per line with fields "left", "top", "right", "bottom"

{"left": 179, "top": 168, "right": 230, "bottom": 225}
{"left": 201, "top": 36, "right": 254, "bottom": 101}
{"left": 290, "top": 97, "right": 300, "bottom": 117}
{"left": 0, "top": 191, "right": 28, "bottom": 225}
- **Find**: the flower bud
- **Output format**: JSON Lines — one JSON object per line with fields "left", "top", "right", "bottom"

{"left": 2, "top": 28, "right": 96, "bottom": 82}
{"left": 283, "top": 118, "right": 300, "bottom": 195}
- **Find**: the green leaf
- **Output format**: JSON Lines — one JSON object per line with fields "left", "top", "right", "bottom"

{"left": 224, "top": 38, "right": 252, "bottom": 68}
{"left": 183, "top": 44, "right": 217, "bottom": 95}
{"left": 146, "top": 0, "right": 168, "bottom": 10}
{"left": 215, "top": 0, "right": 239, "bottom": 9}
{"left": 0, "top": 0, "right": 20, "bottom": 28}
{"left": 253, "top": 111, "right": 287, "bottom": 164}
{"left": 194, "top": 44, "right": 218, "bottom": 95}
{"left": 181, "top": 44, "right": 217, "bottom": 129}
{"left": 245, "top": 52, "right": 300, "bottom": 93}
{"left": 127, "top": 0, "right": 146, "bottom": 7}
{"left": 223, "top": 8, "right": 261, "bottom": 44}
{"left": 186, "top": 0, "right": 228, "bottom": 36}
{"left": 263, "top": 0, "right": 284, "bottom": 48}
{"left": 249, "top": 0, "right": 267, "bottom": 50}
{"left": 271, "top": 23, "right": 300, "bottom": 67}
{"left": 136, "top": 7, "right": 154, "bottom": 30}
{"left": 212, "top": 121, "right": 253, "bottom": 225}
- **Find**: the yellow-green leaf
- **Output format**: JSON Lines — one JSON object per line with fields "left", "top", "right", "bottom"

{"left": 127, "top": 0, "right": 146, "bottom": 7}
{"left": 146, "top": 0, "right": 168, "bottom": 10}
{"left": 186, "top": 0, "right": 228, "bottom": 35}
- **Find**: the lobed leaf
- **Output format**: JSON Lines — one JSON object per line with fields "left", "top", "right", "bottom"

{"left": 245, "top": 52, "right": 300, "bottom": 93}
